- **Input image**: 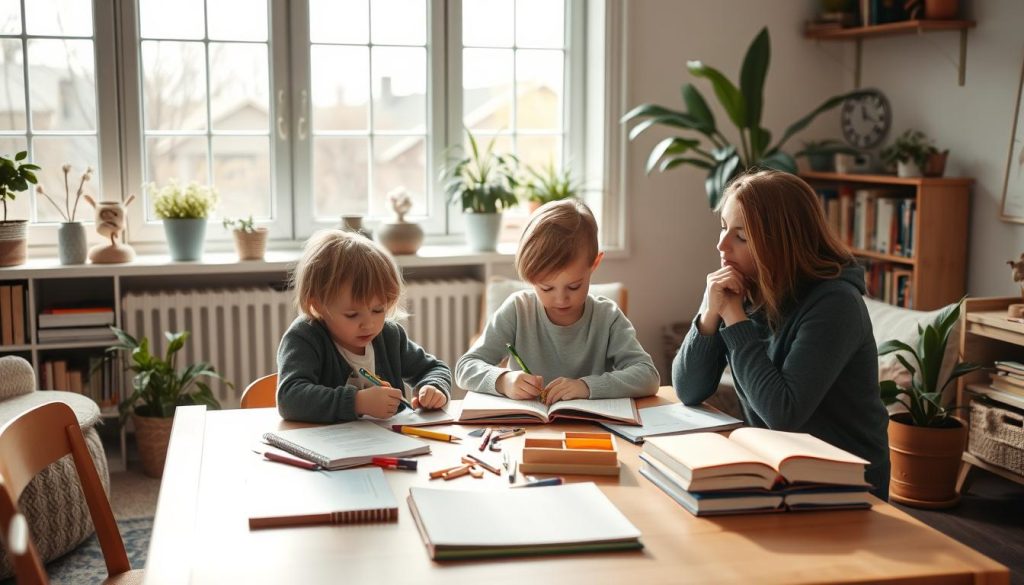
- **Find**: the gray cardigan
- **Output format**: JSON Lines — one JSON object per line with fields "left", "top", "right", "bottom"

{"left": 673, "top": 265, "right": 891, "bottom": 497}
{"left": 276, "top": 317, "right": 451, "bottom": 423}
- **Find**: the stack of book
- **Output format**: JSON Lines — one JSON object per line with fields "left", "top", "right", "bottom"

{"left": 37, "top": 307, "right": 115, "bottom": 343}
{"left": 639, "top": 428, "right": 873, "bottom": 516}
{"left": 990, "top": 361, "right": 1024, "bottom": 398}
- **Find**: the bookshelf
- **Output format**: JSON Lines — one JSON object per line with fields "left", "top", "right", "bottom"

{"left": 801, "top": 171, "right": 971, "bottom": 311}
{"left": 956, "top": 297, "right": 1024, "bottom": 490}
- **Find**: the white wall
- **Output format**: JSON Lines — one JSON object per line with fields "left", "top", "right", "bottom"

{"left": 598, "top": 0, "right": 845, "bottom": 378}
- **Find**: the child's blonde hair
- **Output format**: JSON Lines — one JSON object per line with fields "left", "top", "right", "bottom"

{"left": 292, "top": 229, "right": 405, "bottom": 320}
{"left": 515, "top": 199, "right": 599, "bottom": 283}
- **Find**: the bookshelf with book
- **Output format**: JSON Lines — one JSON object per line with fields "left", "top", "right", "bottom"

{"left": 802, "top": 171, "right": 970, "bottom": 311}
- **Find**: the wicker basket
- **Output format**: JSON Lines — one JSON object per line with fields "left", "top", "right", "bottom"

{"left": 233, "top": 227, "right": 268, "bottom": 261}
{"left": 968, "top": 398, "right": 1024, "bottom": 476}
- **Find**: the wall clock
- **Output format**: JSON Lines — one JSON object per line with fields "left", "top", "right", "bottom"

{"left": 840, "top": 89, "right": 891, "bottom": 150}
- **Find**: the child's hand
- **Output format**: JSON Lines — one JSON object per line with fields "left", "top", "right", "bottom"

{"left": 355, "top": 385, "right": 405, "bottom": 419}
{"left": 543, "top": 378, "right": 590, "bottom": 405}
{"left": 413, "top": 385, "right": 447, "bottom": 410}
{"left": 497, "top": 371, "right": 544, "bottom": 400}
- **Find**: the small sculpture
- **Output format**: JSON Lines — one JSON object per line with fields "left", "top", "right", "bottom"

{"left": 1008, "top": 253, "right": 1024, "bottom": 317}
{"left": 376, "top": 187, "right": 424, "bottom": 255}
{"left": 84, "top": 194, "right": 136, "bottom": 263}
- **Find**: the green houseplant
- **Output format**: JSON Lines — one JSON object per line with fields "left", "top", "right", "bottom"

{"left": 878, "top": 298, "right": 980, "bottom": 507}
{"left": 223, "top": 214, "right": 268, "bottom": 261}
{"left": 107, "top": 326, "right": 227, "bottom": 477}
{"left": 0, "top": 151, "right": 40, "bottom": 266}
{"left": 879, "top": 129, "right": 938, "bottom": 178}
{"left": 442, "top": 130, "right": 519, "bottom": 251}
{"left": 621, "top": 27, "right": 872, "bottom": 208}
{"left": 522, "top": 161, "right": 579, "bottom": 214}
{"left": 150, "top": 180, "right": 218, "bottom": 262}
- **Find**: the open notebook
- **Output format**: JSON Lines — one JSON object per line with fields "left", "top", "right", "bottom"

{"left": 263, "top": 420, "right": 429, "bottom": 470}
{"left": 457, "top": 391, "right": 640, "bottom": 425}
{"left": 600, "top": 403, "right": 743, "bottom": 444}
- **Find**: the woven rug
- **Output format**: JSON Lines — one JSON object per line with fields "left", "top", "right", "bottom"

{"left": 0, "top": 517, "right": 151, "bottom": 585}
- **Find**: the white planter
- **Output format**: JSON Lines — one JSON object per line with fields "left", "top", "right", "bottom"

{"left": 896, "top": 160, "right": 922, "bottom": 178}
{"left": 464, "top": 213, "right": 501, "bottom": 252}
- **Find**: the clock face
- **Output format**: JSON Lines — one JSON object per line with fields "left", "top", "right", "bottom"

{"left": 840, "top": 90, "right": 891, "bottom": 150}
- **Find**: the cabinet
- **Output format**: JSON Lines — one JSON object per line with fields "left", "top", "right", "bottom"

{"left": 801, "top": 172, "right": 971, "bottom": 311}
{"left": 956, "top": 296, "right": 1024, "bottom": 490}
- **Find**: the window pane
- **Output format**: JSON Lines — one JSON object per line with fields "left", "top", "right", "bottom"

{"left": 0, "top": 0, "right": 21, "bottom": 34}
{"left": 209, "top": 43, "right": 269, "bottom": 132}
{"left": 208, "top": 0, "right": 267, "bottom": 42}
{"left": 463, "top": 49, "right": 512, "bottom": 131}
{"left": 516, "top": 134, "right": 559, "bottom": 171}
{"left": 313, "top": 137, "right": 368, "bottom": 219}
{"left": 515, "top": 49, "right": 561, "bottom": 131}
{"left": 213, "top": 136, "right": 270, "bottom": 219}
{"left": 312, "top": 45, "right": 368, "bottom": 132}
{"left": 372, "top": 47, "right": 425, "bottom": 132}
{"left": 373, "top": 135, "right": 424, "bottom": 217}
{"left": 142, "top": 41, "right": 207, "bottom": 131}
{"left": 309, "top": 0, "right": 367, "bottom": 44}
{"left": 463, "top": 0, "right": 513, "bottom": 47}
{"left": 31, "top": 135, "right": 98, "bottom": 223}
{"left": 28, "top": 39, "right": 96, "bottom": 131}
{"left": 0, "top": 40, "right": 26, "bottom": 130}
{"left": 0, "top": 137, "right": 27, "bottom": 160}
{"left": 145, "top": 136, "right": 209, "bottom": 219}
{"left": 25, "top": 0, "right": 92, "bottom": 37}
{"left": 516, "top": 0, "right": 563, "bottom": 48}
{"left": 371, "top": 0, "right": 425, "bottom": 46}
{"left": 139, "top": 0, "right": 204, "bottom": 40}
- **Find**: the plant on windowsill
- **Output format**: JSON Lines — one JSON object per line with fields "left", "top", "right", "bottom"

{"left": 36, "top": 163, "right": 92, "bottom": 265}
{"left": 441, "top": 129, "right": 519, "bottom": 252}
{"left": 0, "top": 151, "right": 40, "bottom": 267}
{"left": 150, "top": 180, "right": 218, "bottom": 262}
{"left": 107, "top": 326, "right": 227, "bottom": 478}
{"left": 222, "top": 214, "right": 268, "bottom": 261}
{"left": 521, "top": 160, "right": 580, "bottom": 214}
{"left": 878, "top": 297, "right": 980, "bottom": 508}
{"left": 879, "top": 129, "right": 947, "bottom": 178}
{"left": 621, "top": 27, "right": 871, "bottom": 208}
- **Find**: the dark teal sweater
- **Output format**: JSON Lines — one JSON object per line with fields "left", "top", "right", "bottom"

{"left": 673, "top": 265, "right": 890, "bottom": 498}
{"left": 276, "top": 318, "right": 451, "bottom": 423}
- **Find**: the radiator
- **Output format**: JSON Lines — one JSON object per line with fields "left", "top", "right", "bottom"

{"left": 400, "top": 279, "right": 484, "bottom": 381}
{"left": 121, "top": 287, "right": 295, "bottom": 405}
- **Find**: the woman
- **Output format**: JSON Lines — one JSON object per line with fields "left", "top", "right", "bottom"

{"left": 673, "top": 170, "right": 890, "bottom": 498}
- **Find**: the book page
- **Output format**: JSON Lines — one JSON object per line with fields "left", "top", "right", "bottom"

{"left": 729, "top": 428, "right": 869, "bottom": 470}
{"left": 459, "top": 391, "right": 550, "bottom": 421}
{"left": 602, "top": 403, "right": 742, "bottom": 442}
{"left": 549, "top": 397, "right": 635, "bottom": 421}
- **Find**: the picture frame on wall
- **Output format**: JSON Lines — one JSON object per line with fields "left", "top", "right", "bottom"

{"left": 1000, "top": 56, "right": 1024, "bottom": 223}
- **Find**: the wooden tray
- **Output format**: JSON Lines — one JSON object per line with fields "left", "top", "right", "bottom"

{"left": 518, "top": 431, "right": 620, "bottom": 476}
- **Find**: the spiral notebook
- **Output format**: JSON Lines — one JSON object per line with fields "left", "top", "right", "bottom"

{"left": 262, "top": 420, "right": 429, "bottom": 470}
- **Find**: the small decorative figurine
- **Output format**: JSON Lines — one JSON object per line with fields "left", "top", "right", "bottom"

{"left": 376, "top": 187, "right": 424, "bottom": 255}
{"left": 84, "top": 194, "right": 136, "bottom": 263}
{"left": 1007, "top": 253, "right": 1024, "bottom": 317}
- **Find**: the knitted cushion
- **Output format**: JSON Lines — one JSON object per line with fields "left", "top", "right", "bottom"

{"left": 0, "top": 391, "right": 108, "bottom": 580}
{"left": 0, "top": 356, "right": 36, "bottom": 401}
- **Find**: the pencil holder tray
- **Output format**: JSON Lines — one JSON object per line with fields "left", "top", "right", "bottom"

{"left": 518, "top": 432, "right": 620, "bottom": 476}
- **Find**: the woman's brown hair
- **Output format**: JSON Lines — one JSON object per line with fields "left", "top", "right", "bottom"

{"left": 718, "top": 170, "right": 853, "bottom": 328}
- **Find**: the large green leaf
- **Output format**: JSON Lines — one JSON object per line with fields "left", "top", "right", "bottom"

{"left": 879, "top": 380, "right": 902, "bottom": 405}
{"left": 646, "top": 137, "right": 700, "bottom": 174}
{"left": 705, "top": 151, "right": 741, "bottom": 208}
{"left": 878, "top": 339, "right": 916, "bottom": 356}
{"left": 687, "top": 61, "right": 746, "bottom": 130}
{"left": 621, "top": 103, "right": 688, "bottom": 124}
{"left": 772, "top": 89, "right": 874, "bottom": 153}
{"left": 758, "top": 150, "right": 796, "bottom": 173}
{"left": 628, "top": 113, "right": 710, "bottom": 141}
{"left": 739, "top": 27, "right": 770, "bottom": 130}
{"left": 660, "top": 156, "right": 714, "bottom": 172}
{"left": 681, "top": 84, "right": 717, "bottom": 135}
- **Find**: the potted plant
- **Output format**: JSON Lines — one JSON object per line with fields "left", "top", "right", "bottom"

{"left": 107, "top": 326, "right": 227, "bottom": 478}
{"left": 878, "top": 298, "right": 980, "bottom": 508}
{"left": 441, "top": 129, "right": 519, "bottom": 251}
{"left": 621, "top": 27, "right": 872, "bottom": 208}
{"left": 35, "top": 164, "right": 92, "bottom": 265}
{"left": 879, "top": 129, "right": 939, "bottom": 178}
{"left": 521, "top": 160, "right": 579, "bottom": 214}
{"left": 794, "top": 139, "right": 859, "bottom": 172}
{"left": 0, "top": 151, "right": 40, "bottom": 266}
{"left": 150, "top": 180, "right": 218, "bottom": 261}
{"left": 222, "top": 214, "right": 268, "bottom": 261}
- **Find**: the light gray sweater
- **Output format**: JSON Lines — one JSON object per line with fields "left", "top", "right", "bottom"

{"left": 456, "top": 291, "right": 660, "bottom": 399}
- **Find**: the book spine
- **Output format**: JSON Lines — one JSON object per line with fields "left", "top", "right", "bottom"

{"left": 262, "top": 433, "right": 330, "bottom": 468}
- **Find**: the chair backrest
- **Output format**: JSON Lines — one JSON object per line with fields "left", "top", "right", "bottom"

{"left": 240, "top": 373, "right": 278, "bottom": 409}
{"left": 0, "top": 401, "right": 130, "bottom": 584}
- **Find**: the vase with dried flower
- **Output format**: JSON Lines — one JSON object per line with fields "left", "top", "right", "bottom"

{"left": 376, "top": 187, "right": 424, "bottom": 255}
{"left": 36, "top": 163, "right": 92, "bottom": 264}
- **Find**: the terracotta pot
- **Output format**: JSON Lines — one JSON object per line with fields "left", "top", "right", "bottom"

{"left": 0, "top": 220, "right": 27, "bottom": 267}
{"left": 887, "top": 414, "right": 967, "bottom": 508}
{"left": 132, "top": 413, "right": 175, "bottom": 478}
{"left": 232, "top": 227, "right": 268, "bottom": 261}
{"left": 923, "top": 150, "right": 949, "bottom": 177}
{"left": 924, "top": 0, "right": 959, "bottom": 19}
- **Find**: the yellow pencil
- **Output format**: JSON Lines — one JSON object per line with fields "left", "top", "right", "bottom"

{"left": 393, "top": 425, "right": 460, "bottom": 443}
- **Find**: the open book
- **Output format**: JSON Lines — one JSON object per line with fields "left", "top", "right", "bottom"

{"left": 263, "top": 420, "right": 429, "bottom": 470}
{"left": 248, "top": 464, "right": 398, "bottom": 529}
{"left": 457, "top": 391, "right": 640, "bottom": 425}
{"left": 408, "top": 483, "right": 642, "bottom": 560}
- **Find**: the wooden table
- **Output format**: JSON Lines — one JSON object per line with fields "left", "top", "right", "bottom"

{"left": 143, "top": 388, "right": 1009, "bottom": 585}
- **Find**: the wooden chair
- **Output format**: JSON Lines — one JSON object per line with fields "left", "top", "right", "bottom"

{"left": 0, "top": 401, "right": 144, "bottom": 585}
{"left": 240, "top": 373, "right": 278, "bottom": 409}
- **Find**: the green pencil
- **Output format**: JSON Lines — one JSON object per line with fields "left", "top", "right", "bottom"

{"left": 505, "top": 343, "right": 532, "bottom": 375}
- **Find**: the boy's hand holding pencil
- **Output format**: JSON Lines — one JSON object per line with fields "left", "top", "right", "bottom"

{"left": 500, "top": 343, "right": 544, "bottom": 401}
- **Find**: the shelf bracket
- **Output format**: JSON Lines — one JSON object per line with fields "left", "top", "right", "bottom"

{"left": 854, "top": 38, "right": 862, "bottom": 88}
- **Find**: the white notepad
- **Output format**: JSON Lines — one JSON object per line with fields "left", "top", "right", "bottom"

{"left": 263, "top": 420, "right": 429, "bottom": 470}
